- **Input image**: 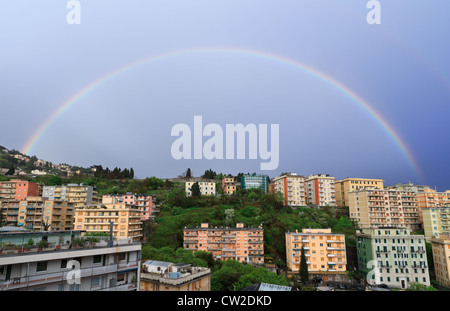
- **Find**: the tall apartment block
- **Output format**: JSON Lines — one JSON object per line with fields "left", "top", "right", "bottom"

{"left": 74, "top": 203, "right": 143, "bottom": 241}
{"left": 305, "top": 174, "right": 336, "bottom": 207}
{"left": 183, "top": 223, "right": 264, "bottom": 264}
{"left": 285, "top": 228, "right": 346, "bottom": 273}
{"left": 272, "top": 173, "right": 306, "bottom": 207}
{"left": 240, "top": 174, "right": 269, "bottom": 193}
{"left": 335, "top": 178, "right": 384, "bottom": 208}
{"left": 102, "top": 193, "right": 155, "bottom": 221}
{"left": 422, "top": 205, "right": 450, "bottom": 239}
{"left": 0, "top": 196, "right": 74, "bottom": 231}
{"left": 222, "top": 176, "right": 237, "bottom": 195}
{"left": 431, "top": 234, "right": 450, "bottom": 288}
{"left": 140, "top": 260, "right": 211, "bottom": 291}
{"left": 0, "top": 230, "right": 141, "bottom": 291}
{"left": 416, "top": 189, "right": 450, "bottom": 222}
{"left": 42, "top": 184, "right": 101, "bottom": 209}
{"left": 0, "top": 180, "right": 39, "bottom": 201}
{"left": 185, "top": 180, "right": 216, "bottom": 197}
{"left": 356, "top": 227, "right": 430, "bottom": 289}
{"left": 348, "top": 189, "right": 421, "bottom": 231}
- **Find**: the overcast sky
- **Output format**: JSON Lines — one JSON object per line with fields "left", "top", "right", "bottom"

{"left": 1, "top": 1, "right": 449, "bottom": 190}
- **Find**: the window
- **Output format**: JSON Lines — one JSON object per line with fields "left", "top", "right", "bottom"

{"left": 36, "top": 261, "right": 48, "bottom": 272}
{"left": 93, "top": 255, "right": 102, "bottom": 264}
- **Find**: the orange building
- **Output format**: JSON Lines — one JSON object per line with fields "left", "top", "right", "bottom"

{"left": 183, "top": 223, "right": 264, "bottom": 264}
{"left": 222, "top": 177, "right": 237, "bottom": 195}
{"left": 416, "top": 189, "right": 450, "bottom": 222}
{"left": 0, "top": 180, "right": 40, "bottom": 200}
{"left": 431, "top": 234, "right": 450, "bottom": 288}
{"left": 285, "top": 228, "right": 346, "bottom": 273}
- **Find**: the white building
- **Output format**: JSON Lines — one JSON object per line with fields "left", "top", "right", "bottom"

{"left": 0, "top": 232, "right": 141, "bottom": 291}
{"left": 185, "top": 180, "right": 216, "bottom": 197}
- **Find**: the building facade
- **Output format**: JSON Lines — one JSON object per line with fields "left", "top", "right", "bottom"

{"left": 285, "top": 228, "right": 346, "bottom": 273}
{"left": 431, "top": 234, "right": 450, "bottom": 288}
{"left": 185, "top": 180, "right": 216, "bottom": 197}
{"left": 416, "top": 189, "right": 450, "bottom": 222}
{"left": 102, "top": 193, "right": 155, "bottom": 221}
{"left": 0, "top": 232, "right": 141, "bottom": 291}
{"left": 356, "top": 227, "right": 430, "bottom": 289}
{"left": 74, "top": 203, "right": 143, "bottom": 241}
{"left": 335, "top": 178, "right": 383, "bottom": 208}
{"left": 348, "top": 189, "right": 421, "bottom": 231}
{"left": 240, "top": 174, "right": 269, "bottom": 193}
{"left": 222, "top": 177, "right": 237, "bottom": 195}
{"left": 272, "top": 173, "right": 306, "bottom": 207}
{"left": 0, "top": 180, "right": 40, "bottom": 201}
{"left": 140, "top": 260, "right": 211, "bottom": 291}
{"left": 422, "top": 205, "right": 450, "bottom": 239}
{"left": 305, "top": 174, "right": 336, "bottom": 207}
{"left": 42, "top": 184, "right": 101, "bottom": 209}
{"left": 0, "top": 197, "right": 74, "bottom": 231}
{"left": 183, "top": 223, "right": 264, "bottom": 264}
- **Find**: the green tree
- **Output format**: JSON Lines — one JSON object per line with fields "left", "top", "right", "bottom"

{"left": 299, "top": 245, "right": 309, "bottom": 284}
{"left": 191, "top": 182, "right": 201, "bottom": 197}
{"left": 186, "top": 168, "right": 192, "bottom": 178}
{"left": 6, "top": 164, "right": 14, "bottom": 175}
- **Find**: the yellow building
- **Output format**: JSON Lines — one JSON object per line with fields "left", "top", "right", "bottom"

{"left": 74, "top": 203, "right": 143, "bottom": 241}
{"left": 285, "top": 228, "right": 346, "bottom": 273}
{"left": 185, "top": 180, "right": 216, "bottom": 196}
{"left": 431, "top": 234, "right": 450, "bottom": 288}
{"left": 0, "top": 196, "right": 74, "bottom": 231}
{"left": 272, "top": 173, "right": 306, "bottom": 207}
{"left": 335, "top": 178, "right": 383, "bottom": 207}
{"left": 422, "top": 205, "right": 450, "bottom": 239}
{"left": 183, "top": 223, "right": 264, "bottom": 264}
{"left": 140, "top": 261, "right": 211, "bottom": 291}
{"left": 348, "top": 189, "right": 420, "bottom": 231}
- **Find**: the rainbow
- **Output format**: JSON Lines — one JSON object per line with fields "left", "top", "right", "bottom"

{"left": 21, "top": 46, "right": 422, "bottom": 179}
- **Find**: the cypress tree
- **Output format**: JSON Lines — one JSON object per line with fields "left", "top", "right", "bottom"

{"left": 299, "top": 245, "right": 309, "bottom": 284}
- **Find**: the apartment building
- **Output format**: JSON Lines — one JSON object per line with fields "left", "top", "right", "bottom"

{"left": 356, "top": 227, "right": 430, "bottom": 289}
{"left": 422, "top": 205, "right": 450, "bottom": 239}
{"left": 222, "top": 176, "right": 237, "bottom": 195}
{"left": 272, "top": 173, "right": 306, "bottom": 207}
{"left": 74, "top": 203, "right": 143, "bottom": 242}
{"left": 102, "top": 193, "right": 155, "bottom": 221}
{"left": 335, "top": 178, "right": 383, "bottom": 208}
{"left": 430, "top": 234, "right": 450, "bottom": 288}
{"left": 0, "top": 180, "right": 39, "bottom": 201}
{"left": 42, "top": 184, "right": 101, "bottom": 209}
{"left": 305, "top": 174, "right": 336, "bottom": 207}
{"left": 140, "top": 260, "right": 211, "bottom": 291}
{"left": 0, "top": 230, "right": 141, "bottom": 291}
{"left": 183, "top": 223, "right": 264, "bottom": 264}
{"left": 285, "top": 228, "right": 346, "bottom": 273}
{"left": 185, "top": 180, "right": 216, "bottom": 197}
{"left": 416, "top": 189, "right": 450, "bottom": 222}
{"left": 240, "top": 174, "right": 270, "bottom": 193}
{"left": 348, "top": 189, "right": 421, "bottom": 231}
{"left": 0, "top": 196, "right": 74, "bottom": 231}
{"left": 385, "top": 182, "right": 432, "bottom": 193}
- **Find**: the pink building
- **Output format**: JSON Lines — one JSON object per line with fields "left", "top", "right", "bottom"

{"left": 102, "top": 193, "right": 155, "bottom": 221}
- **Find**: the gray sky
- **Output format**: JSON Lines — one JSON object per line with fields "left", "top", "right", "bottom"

{"left": 1, "top": 1, "right": 449, "bottom": 190}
